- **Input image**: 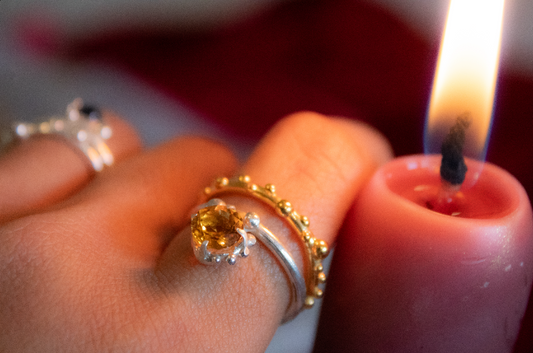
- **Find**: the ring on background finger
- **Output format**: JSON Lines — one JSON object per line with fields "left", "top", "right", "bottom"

{"left": 1, "top": 98, "right": 113, "bottom": 172}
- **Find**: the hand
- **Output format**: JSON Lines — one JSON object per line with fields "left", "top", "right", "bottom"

{"left": 0, "top": 108, "right": 391, "bottom": 352}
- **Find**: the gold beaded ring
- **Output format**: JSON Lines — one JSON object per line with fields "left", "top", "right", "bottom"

{"left": 203, "top": 175, "right": 330, "bottom": 309}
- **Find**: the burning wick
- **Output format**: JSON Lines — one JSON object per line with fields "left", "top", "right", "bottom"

{"left": 440, "top": 114, "right": 471, "bottom": 186}
{"left": 426, "top": 114, "right": 472, "bottom": 215}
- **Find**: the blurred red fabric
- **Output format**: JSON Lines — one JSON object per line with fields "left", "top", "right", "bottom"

{"left": 65, "top": 0, "right": 434, "bottom": 153}
{"left": 65, "top": 0, "right": 532, "bottom": 197}
{"left": 62, "top": 0, "right": 533, "bottom": 350}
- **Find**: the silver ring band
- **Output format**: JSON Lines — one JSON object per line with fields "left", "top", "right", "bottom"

{"left": 247, "top": 221, "right": 306, "bottom": 322}
{"left": 2, "top": 98, "right": 113, "bottom": 172}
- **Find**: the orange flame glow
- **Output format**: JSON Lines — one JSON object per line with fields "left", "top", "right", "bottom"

{"left": 425, "top": 0, "right": 504, "bottom": 161}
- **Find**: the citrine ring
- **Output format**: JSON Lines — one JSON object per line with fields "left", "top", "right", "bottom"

{"left": 1, "top": 98, "right": 113, "bottom": 172}
{"left": 191, "top": 198, "right": 258, "bottom": 265}
{"left": 191, "top": 198, "right": 306, "bottom": 321}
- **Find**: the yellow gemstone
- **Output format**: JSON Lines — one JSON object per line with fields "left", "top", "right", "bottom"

{"left": 191, "top": 204, "right": 243, "bottom": 250}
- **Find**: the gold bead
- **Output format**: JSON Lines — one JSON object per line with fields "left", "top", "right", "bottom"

{"left": 265, "top": 184, "right": 276, "bottom": 193}
{"left": 300, "top": 215, "right": 310, "bottom": 227}
{"left": 276, "top": 200, "right": 292, "bottom": 217}
{"left": 304, "top": 296, "right": 315, "bottom": 308}
{"left": 203, "top": 187, "right": 212, "bottom": 195}
{"left": 250, "top": 184, "right": 258, "bottom": 191}
{"left": 315, "top": 288, "right": 324, "bottom": 298}
{"left": 215, "top": 177, "right": 229, "bottom": 188}
{"left": 315, "top": 240, "right": 329, "bottom": 259}
{"left": 317, "top": 272, "right": 327, "bottom": 284}
{"left": 315, "top": 264, "right": 324, "bottom": 272}
{"left": 238, "top": 175, "right": 251, "bottom": 183}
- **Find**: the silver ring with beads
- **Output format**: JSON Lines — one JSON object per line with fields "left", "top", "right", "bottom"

{"left": 191, "top": 198, "right": 306, "bottom": 322}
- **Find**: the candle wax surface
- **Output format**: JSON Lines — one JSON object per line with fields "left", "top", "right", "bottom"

{"left": 314, "top": 154, "right": 533, "bottom": 353}
{"left": 387, "top": 155, "right": 515, "bottom": 218}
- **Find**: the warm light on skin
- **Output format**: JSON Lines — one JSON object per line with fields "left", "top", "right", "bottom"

{"left": 426, "top": 0, "right": 504, "bottom": 160}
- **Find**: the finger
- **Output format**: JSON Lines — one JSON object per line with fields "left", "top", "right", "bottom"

{"left": 153, "top": 112, "right": 393, "bottom": 351}
{"left": 0, "top": 109, "right": 141, "bottom": 223}
{"left": 241, "top": 114, "right": 393, "bottom": 246}
{"left": 0, "top": 136, "right": 238, "bottom": 352}
{"left": 63, "top": 136, "right": 240, "bottom": 260}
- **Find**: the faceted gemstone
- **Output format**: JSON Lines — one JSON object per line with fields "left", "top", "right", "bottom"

{"left": 191, "top": 204, "right": 243, "bottom": 250}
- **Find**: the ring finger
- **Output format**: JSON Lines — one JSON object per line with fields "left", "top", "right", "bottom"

{"left": 154, "top": 112, "right": 393, "bottom": 351}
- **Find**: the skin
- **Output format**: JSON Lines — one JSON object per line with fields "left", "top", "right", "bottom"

{"left": 0, "top": 110, "right": 392, "bottom": 352}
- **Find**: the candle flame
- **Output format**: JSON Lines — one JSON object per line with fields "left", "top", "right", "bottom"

{"left": 425, "top": 0, "right": 504, "bottom": 161}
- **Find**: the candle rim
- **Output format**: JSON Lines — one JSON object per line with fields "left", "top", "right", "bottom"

{"left": 378, "top": 154, "right": 527, "bottom": 222}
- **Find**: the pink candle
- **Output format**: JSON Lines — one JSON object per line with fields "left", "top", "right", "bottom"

{"left": 314, "top": 1, "right": 533, "bottom": 351}
{"left": 314, "top": 155, "right": 533, "bottom": 352}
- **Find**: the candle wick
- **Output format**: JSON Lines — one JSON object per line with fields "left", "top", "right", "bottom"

{"left": 440, "top": 113, "right": 472, "bottom": 186}
{"left": 425, "top": 114, "right": 471, "bottom": 215}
